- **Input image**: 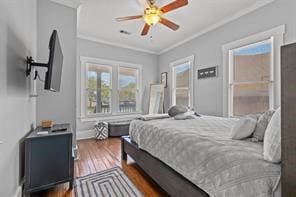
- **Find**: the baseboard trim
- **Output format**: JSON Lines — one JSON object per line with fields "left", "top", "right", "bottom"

{"left": 13, "top": 185, "right": 22, "bottom": 197}
{"left": 77, "top": 129, "right": 96, "bottom": 140}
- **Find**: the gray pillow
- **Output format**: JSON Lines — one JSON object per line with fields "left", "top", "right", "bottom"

{"left": 231, "top": 117, "right": 257, "bottom": 140}
{"left": 246, "top": 113, "right": 262, "bottom": 120}
{"left": 168, "top": 105, "right": 188, "bottom": 117}
{"left": 253, "top": 110, "right": 275, "bottom": 141}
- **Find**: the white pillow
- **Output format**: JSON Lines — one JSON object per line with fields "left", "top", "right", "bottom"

{"left": 174, "top": 111, "right": 196, "bottom": 120}
{"left": 231, "top": 117, "right": 257, "bottom": 140}
{"left": 264, "top": 107, "right": 281, "bottom": 163}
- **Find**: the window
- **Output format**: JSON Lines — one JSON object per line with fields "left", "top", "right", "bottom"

{"left": 170, "top": 56, "right": 194, "bottom": 108}
{"left": 80, "top": 57, "right": 142, "bottom": 118}
{"left": 118, "top": 67, "right": 139, "bottom": 113}
{"left": 229, "top": 39, "right": 273, "bottom": 116}
{"left": 222, "top": 25, "right": 284, "bottom": 117}
{"left": 86, "top": 64, "right": 112, "bottom": 115}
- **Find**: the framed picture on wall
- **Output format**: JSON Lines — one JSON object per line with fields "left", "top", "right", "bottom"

{"left": 161, "top": 72, "right": 167, "bottom": 88}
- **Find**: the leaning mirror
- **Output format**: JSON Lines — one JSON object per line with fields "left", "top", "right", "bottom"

{"left": 148, "top": 84, "right": 165, "bottom": 114}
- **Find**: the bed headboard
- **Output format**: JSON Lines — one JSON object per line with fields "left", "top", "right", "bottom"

{"left": 281, "top": 42, "right": 296, "bottom": 196}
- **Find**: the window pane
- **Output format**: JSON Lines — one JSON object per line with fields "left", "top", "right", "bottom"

{"left": 233, "top": 83, "right": 269, "bottom": 116}
{"left": 119, "top": 67, "right": 138, "bottom": 112}
{"left": 233, "top": 42, "right": 271, "bottom": 82}
{"left": 175, "top": 63, "right": 190, "bottom": 88}
{"left": 87, "top": 64, "right": 111, "bottom": 114}
{"left": 176, "top": 89, "right": 189, "bottom": 106}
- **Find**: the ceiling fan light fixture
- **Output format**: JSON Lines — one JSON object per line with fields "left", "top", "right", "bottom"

{"left": 116, "top": 0, "right": 188, "bottom": 36}
{"left": 143, "top": 6, "right": 162, "bottom": 26}
{"left": 143, "top": 14, "right": 160, "bottom": 26}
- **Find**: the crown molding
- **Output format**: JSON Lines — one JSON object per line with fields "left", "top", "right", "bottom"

{"left": 77, "top": 34, "right": 158, "bottom": 55}
{"left": 222, "top": 24, "right": 285, "bottom": 51}
{"left": 50, "top": 0, "right": 81, "bottom": 9}
{"left": 158, "top": 0, "right": 275, "bottom": 54}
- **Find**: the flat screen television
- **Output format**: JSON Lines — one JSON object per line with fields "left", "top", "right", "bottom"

{"left": 26, "top": 30, "right": 63, "bottom": 92}
{"left": 44, "top": 30, "right": 63, "bottom": 92}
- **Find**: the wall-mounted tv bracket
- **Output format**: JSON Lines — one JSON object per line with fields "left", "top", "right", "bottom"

{"left": 26, "top": 56, "right": 48, "bottom": 77}
{"left": 26, "top": 56, "right": 48, "bottom": 98}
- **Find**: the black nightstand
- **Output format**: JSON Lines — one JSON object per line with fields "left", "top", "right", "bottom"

{"left": 24, "top": 124, "right": 74, "bottom": 196}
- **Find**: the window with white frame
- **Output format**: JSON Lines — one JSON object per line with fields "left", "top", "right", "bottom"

{"left": 228, "top": 38, "right": 274, "bottom": 116}
{"left": 81, "top": 57, "right": 142, "bottom": 117}
{"left": 170, "top": 56, "right": 194, "bottom": 108}
{"left": 118, "top": 67, "right": 139, "bottom": 113}
{"left": 223, "top": 26, "right": 285, "bottom": 117}
{"left": 86, "top": 64, "right": 112, "bottom": 114}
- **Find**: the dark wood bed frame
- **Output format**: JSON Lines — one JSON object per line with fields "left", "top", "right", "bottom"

{"left": 121, "top": 136, "right": 209, "bottom": 197}
{"left": 121, "top": 43, "right": 296, "bottom": 197}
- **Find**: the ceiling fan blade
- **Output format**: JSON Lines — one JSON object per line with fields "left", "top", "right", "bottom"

{"left": 160, "top": 0, "right": 188, "bottom": 14}
{"left": 141, "top": 24, "right": 150, "bottom": 36}
{"left": 159, "top": 18, "right": 179, "bottom": 31}
{"left": 116, "top": 15, "right": 143, "bottom": 22}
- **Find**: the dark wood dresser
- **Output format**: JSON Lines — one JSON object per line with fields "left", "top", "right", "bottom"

{"left": 281, "top": 43, "right": 296, "bottom": 196}
{"left": 24, "top": 124, "right": 74, "bottom": 196}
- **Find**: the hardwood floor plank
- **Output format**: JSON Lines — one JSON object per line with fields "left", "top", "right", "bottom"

{"left": 84, "top": 140, "right": 102, "bottom": 173}
{"left": 41, "top": 138, "right": 167, "bottom": 197}
{"left": 79, "top": 141, "right": 97, "bottom": 174}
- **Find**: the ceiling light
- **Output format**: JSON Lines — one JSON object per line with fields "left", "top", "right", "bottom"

{"left": 143, "top": 6, "right": 162, "bottom": 26}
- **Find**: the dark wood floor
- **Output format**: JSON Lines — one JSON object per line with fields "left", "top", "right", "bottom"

{"left": 39, "top": 138, "right": 167, "bottom": 197}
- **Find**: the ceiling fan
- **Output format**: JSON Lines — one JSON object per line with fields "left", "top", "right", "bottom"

{"left": 116, "top": 0, "right": 188, "bottom": 36}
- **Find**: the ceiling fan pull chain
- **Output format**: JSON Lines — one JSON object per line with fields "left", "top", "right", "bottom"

{"left": 150, "top": 26, "right": 154, "bottom": 40}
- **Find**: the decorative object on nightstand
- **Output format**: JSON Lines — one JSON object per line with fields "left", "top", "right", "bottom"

{"left": 161, "top": 72, "right": 168, "bottom": 88}
{"left": 95, "top": 122, "right": 108, "bottom": 140}
{"left": 41, "top": 120, "right": 53, "bottom": 128}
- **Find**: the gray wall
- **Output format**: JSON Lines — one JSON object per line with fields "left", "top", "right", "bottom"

{"left": 0, "top": 0, "right": 37, "bottom": 196}
{"left": 36, "top": 0, "right": 77, "bottom": 142}
{"left": 77, "top": 38, "right": 158, "bottom": 132}
{"left": 158, "top": 0, "right": 296, "bottom": 116}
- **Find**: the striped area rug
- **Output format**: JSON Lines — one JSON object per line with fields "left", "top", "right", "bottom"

{"left": 75, "top": 167, "right": 143, "bottom": 197}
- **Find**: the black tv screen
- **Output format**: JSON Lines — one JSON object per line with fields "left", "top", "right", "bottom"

{"left": 44, "top": 30, "right": 63, "bottom": 92}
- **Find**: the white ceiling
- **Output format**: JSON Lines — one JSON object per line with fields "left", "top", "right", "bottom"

{"left": 75, "top": 0, "right": 273, "bottom": 54}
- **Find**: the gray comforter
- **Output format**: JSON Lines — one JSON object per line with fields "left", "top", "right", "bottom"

{"left": 129, "top": 116, "right": 281, "bottom": 197}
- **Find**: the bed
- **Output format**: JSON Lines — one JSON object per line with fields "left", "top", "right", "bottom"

{"left": 121, "top": 116, "right": 281, "bottom": 197}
